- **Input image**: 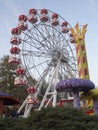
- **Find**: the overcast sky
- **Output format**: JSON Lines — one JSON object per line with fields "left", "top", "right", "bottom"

{"left": 0, "top": 0, "right": 98, "bottom": 86}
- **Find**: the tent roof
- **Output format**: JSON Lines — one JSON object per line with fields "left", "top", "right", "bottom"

{"left": 0, "top": 91, "right": 12, "bottom": 96}
{"left": 0, "top": 91, "right": 21, "bottom": 105}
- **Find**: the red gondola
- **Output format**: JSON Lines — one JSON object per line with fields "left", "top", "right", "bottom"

{"left": 16, "top": 68, "right": 25, "bottom": 75}
{"left": 14, "top": 76, "right": 27, "bottom": 86}
{"left": 61, "top": 22, "right": 69, "bottom": 33}
{"left": 51, "top": 13, "right": 59, "bottom": 26}
{"left": 11, "top": 28, "right": 21, "bottom": 35}
{"left": 17, "top": 23, "right": 28, "bottom": 31}
{"left": 69, "top": 33, "right": 75, "bottom": 43}
{"left": 69, "top": 33, "right": 74, "bottom": 37}
{"left": 70, "top": 37, "right": 75, "bottom": 43}
{"left": 18, "top": 14, "right": 27, "bottom": 22}
{"left": 26, "top": 95, "right": 37, "bottom": 104}
{"left": 8, "top": 57, "right": 21, "bottom": 65}
{"left": 40, "top": 9, "right": 48, "bottom": 22}
{"left": 61, "top": 22, "right": 68, "bottom": 27}
{"left": 10, "top": 37, "right": 21, "bottom": 45}
{"left": 52, "top": 13, "right": 58, "bottom": 19}
{"left": 10, "top": 47, "right": 20, "bottom": 54}
{"left": 29, "top": 9, "right": 37, "bottom": 15}
{"left": 28, "top": 15, "right": 38, "bottom": 24}
{"left": 28, "top": 9, "right": 38, "bottom": 24}
{"left": 17, "top": 15, "right": 28, "bottom": 31}
{"left": 27, "top": 86, "right": 36, "bottom": 94}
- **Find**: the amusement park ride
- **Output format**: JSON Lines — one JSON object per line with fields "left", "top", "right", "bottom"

{"left": 8, "top": 8, "right": 97, "bottom": 117}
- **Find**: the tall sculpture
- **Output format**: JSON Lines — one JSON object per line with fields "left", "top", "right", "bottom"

{"left": 70, "top": 23, "right": 90, "bottom": 79}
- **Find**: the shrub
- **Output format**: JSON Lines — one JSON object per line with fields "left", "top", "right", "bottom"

{"left": 0, "top": 107, "right": 98, "bottom": 130}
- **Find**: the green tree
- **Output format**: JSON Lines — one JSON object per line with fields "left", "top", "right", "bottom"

{"left": 0, "top": 55, "right": 15, "bottom": 91}
{"left": 0, "top": 55, "right": 28, "bottom": 100}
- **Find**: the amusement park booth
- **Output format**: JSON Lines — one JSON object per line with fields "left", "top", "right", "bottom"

{"left": 0, "top": 91, "right": 21, "bottom": 116}
{"left": 58, "top": 99, "right": 73, "bottom": 108}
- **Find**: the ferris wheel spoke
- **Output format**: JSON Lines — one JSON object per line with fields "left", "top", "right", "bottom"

{"left": 33, "top": 23, "right": 63, "bottom": 51}
{"left": 26, "top": 29, "right": 51, "bottom": 53}
{"left": 22, "top": 31, "right": 46, "bottom": 49}
{"left": 52, "top": 27, "right": 62, "bottom": 47}
{"left": 21, "top": 49, "right": 52, "bottom": 58}
{"left": 23, "top": 56, "right": 50, "bottom": 69}
{"left": 41, "top": 24, "right": 55, "bottom": 48}
{"left": 33, "top": 24, "right": 54, "bottom": 51}
{"left": 28, "top": 59, "right": 50, "bottom": 70}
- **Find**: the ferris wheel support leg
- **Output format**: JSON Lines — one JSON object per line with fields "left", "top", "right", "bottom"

{"left": 24, "top": 104, "right": 33, "bottom": 118}
{"left": 38, "top": 83, "right": 52, "bottom": 110}
{"left": 52, "top": 58, "right": 61, "bottom": 107}
{"left": 38, "top": 76, "right": 57, "bottom": 110}
{"left": 39, "top": 58, "right": 61, "bottom": 110}
{"left": 17, "top": 100, "right": 26, "bottom": 114}
{"left": 53, "top": 90, "right": 57, "bottom": 107}
{"left": 17, "top": 95, "right": 30, "bottom": 114}
{"left": 44, "top": 95, "right": 53, "bottom": 108}
{"left": 24, "top": 103, "right": 29, "bottom": 114}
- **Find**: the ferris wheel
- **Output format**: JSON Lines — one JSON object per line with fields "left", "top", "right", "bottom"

{"left": 8, "top": 8, "right": 78, "bottom": 117}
